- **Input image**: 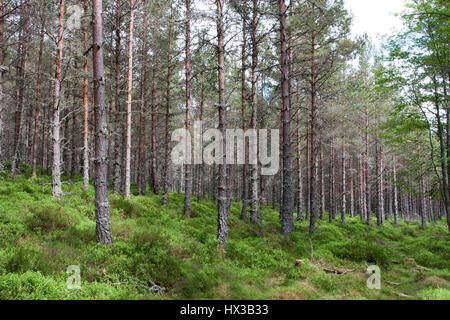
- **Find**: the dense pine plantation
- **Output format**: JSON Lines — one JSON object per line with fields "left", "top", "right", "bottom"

{"left": 0, "top": 0, "right": 449, "bottom": 301}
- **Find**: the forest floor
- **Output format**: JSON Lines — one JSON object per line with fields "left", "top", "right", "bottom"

{"left": 0, "top": 166, "right": 449, "bottom": 300}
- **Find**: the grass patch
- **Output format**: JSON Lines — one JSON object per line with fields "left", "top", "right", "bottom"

{"left": 0, "top": 171, "right": 448, "bottom": 300}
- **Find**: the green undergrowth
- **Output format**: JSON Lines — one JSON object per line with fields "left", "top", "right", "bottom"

{"left": 0, "top": 167, "right": 449, "bottom": 300}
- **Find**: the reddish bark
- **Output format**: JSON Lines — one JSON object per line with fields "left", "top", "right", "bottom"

{"left": 82, "top": 0, "right": 90, "bottom": 191}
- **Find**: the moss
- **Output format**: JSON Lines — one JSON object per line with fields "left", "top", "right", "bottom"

{"left": 27, "top": 205, "right": 81, "bottom": 233}
{"left": 0, "top": 172, "right": 449, "bottom": 300}
{"left": 418, "top": 287, "right": 450, "bottom": 300}
{"left": 327, "top": 240, "right": 391, "bottom": 267}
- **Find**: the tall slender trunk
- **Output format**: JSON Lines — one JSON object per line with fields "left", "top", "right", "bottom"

{"left": 52, "top": 0, "right": 64, "bottom": 198}
{"left": 433, "top": 77, "right": 450, "bottom": 232}
{"left": 216, "top": 0, "right": 230, "bottom": 248}
{"left": 150, "top": 45, "right": 159, "bottom": 195}
{"left": 92, "top": 0, "right": 113, "bottom": 244}
{"left": 305, "top": 124, "right": 310, "bottom": 220}
{"left": 359, "top": 154, "right": 365, "bottom": 221}
{"left": 309, "top": 17, "right": 318, "bottom": 234}
{"left": 71, "top": 70, "right": 79, "bottom": 177}
{"left": 184, "top": 0, "right": 193, "bottom": 217}
{"left": 379, "top": 145, "right": 384, "bottom": 225}
{"left": 124, "top": 0, "right": 134, "bottom": 200}
{"left": 446, "top": 77, "right": 450, "bottom": 231}
{"left": 341, "top": 123, "right": 347, "bottom": 224}
{"left": 162, "top": 8, "right": 174, "bottom": 205}
{"left": 393, "top": 155, "right": 399, "bottom": 225}
{"left": 280, "top": 0, "right": 294, "bottom": 237}
{"left": 375, "top": 139, "right": 380, "bottom": 226}
{"left": 11, "top": 0, "right": 30, "bottom": 178}
{"left": 418, "top": 145, "right": 426, "bottom": 228}
{"left": 32, "top": 22, "right": 45, "bottom": 178}
{"left": 199, "top": 71, "right": 206, "bottom": 199}
{"left": 138, "top": 0, "right": 149, "bottom": 195}
{"left": 288, "top": 35, "right": 298, "bottom": 222}
{"left": 240, "top": 18, "right": 248, "bottom": 221}
{"left": 349, "top": 154, "right": 354, "bottom": 218}
{"left": 329, "top": 146, "right": 335, "bottom": 223}
{"left": 63, "top": 96, "right": 71, "bottom": 175}
{"left": 0, "top": 0, "right": 3, "bottom": 161}
{"left": 297, "top": 107, "right": 304, "bottom": 221}
{"left": 365, "top": 104, "right": 371, "bottom": 225}
{"left": 82, "top": 0, "right": 90, "bottom": 191}
{"left": 249, "top": 0, "right": 259, "bottom": 225}
{"left": 320, "top": 140, "right": 326, "bottom": 219}
{"left": 113, "top": 0, "right": 122, "bottom": 194}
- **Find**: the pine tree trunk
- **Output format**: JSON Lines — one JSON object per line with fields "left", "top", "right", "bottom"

{"left": 359, "top": 154, "right": 365, "bottom": 220}
{"left": 82, "top": 0, "right": 90, "bottom": 191}
{"left": 375, "top": 140, "right": 380, "bottom": 226}
{"left": 297, "top": 111, "right": 304, "bottom": 221}
{"left": 92, "top": 0, "right": 113, "bottom": 244}
{"left": 11, "top": 1, "right": 30, "bottom": 178}
{"left": 240, "top": 18, "right": 248, "bottom": 221}
{"left": 308, "top": 22, "right": 319, "bottom": 233}
{"left": 365, "top": 104, "right": 371, "bottom": 225}
{"left": 305, "top": 125, "right": 310, "bottom": 220}
{"left": 280, "top": 0, "right": 294, "bottom": 237}
{"left": 393, "top": 155, "right": 399, "bottom": 225}
{"left": 349, "top": 154, "right": 355, "bottom": 218}
{"left": 63, "top": 95, "right": 71, "bottom": 175}
{"left": 124, "top": 0, "right": 134, "bottom": 201}
{"left": 32, "top": 22, "right": 45, "bottom": 178}
{"left": 341, "top": 124, "right": 347, "bottom": 224}
{"left": 150, "top": 46, "right": 159, "bottom": 195}
{"left": 138, "top": 0, "right": 149, "bottom": 196}
{"left": 418, "top": 145, "right": 426, "bottom": 228}
{"left": 380, "top": 145, "right": 385, "bottom": 225}
{"left": 52, "top": 0, "right": 64, "bottom": 198}
{"left": 320, "top": 141, "right": 326, "bottom": 220}
{"left": 184, "top": 0, "right": 193, "bottom": 217}
{"left": 71, "top": 77, "right": 79, "bottom": 178}
{"left": 162, "top": 9, "right": 174, "bottom": 205}
{"left": 0, "top": 0, "right": 3, "bottom": 161}
{"left": 249, "top": 0, "right": 259, "bottom": 225}
{"left": 216, "top": 0, "right": 230, "bottom": 248}
{"left": 329, "top": 146, "right": 335, "bottom": 223}
{"left": 113, "top": 0, "right": 122, "bottom": 194}
{"left": 199, "top": 70, "right": 205, "bottom": 199}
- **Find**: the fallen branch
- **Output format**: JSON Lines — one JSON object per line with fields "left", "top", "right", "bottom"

{"left": 393, "top": 291, "right": 414, "bottom": 299}
{"left": 323, "top": 265, "right": 355, "bottom": 275}
{"left": 386, "top": 281, "right": 402, "bottom": 286}
{"left": 133, "top": 277, "right": 165, "bottom": 295}
{"left": 415, "top": 265, "right": 432, "bottom": 272}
